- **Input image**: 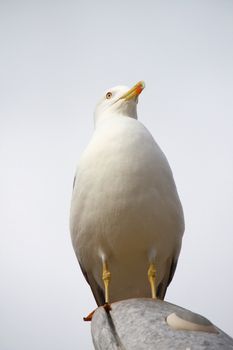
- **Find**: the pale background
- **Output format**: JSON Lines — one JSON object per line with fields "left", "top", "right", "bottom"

{"left": 1, "top": 1, "right": 233, "bottom": 349}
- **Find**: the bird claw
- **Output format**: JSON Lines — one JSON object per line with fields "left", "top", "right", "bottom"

{"left": 103, "top": 302, "right": 111, "bottom": 313}
{"left": 83, "top": 309, "right": 96, "bottom": 322}
{"left": 83, "top": 303, "right": 111, "bottom": 321}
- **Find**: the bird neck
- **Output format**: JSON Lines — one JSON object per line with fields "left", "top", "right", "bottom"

{"left": 94, "top": 111, "right": 138, "bottom": 129}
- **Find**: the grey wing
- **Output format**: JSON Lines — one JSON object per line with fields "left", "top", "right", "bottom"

{"left": 72, "top": 175, "right": 105, "bottom": 306}
{"left": 72, "top": 175, "right": 76, "bottom": 190}
{"left": 157, "top": 258, "right": 178, "bottom": 300}
{"left": 78, "top": 258, "right": 105, "bottom": 306}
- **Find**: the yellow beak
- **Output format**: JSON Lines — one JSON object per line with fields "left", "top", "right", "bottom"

{"left": 119, "top": 81, "right": 145, "bottom": 101}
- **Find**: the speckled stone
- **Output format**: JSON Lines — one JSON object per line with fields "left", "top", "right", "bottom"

{"left": 91, "top": 298, "right": 233, "bottom": 350}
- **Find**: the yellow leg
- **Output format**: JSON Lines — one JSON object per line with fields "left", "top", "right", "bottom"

{"left": 148, "top": 263, "right": 157, "bottom": 299}
{"left": 102, "top": 261, "right": 111, "bottom": 304}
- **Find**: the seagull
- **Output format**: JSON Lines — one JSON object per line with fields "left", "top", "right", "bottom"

{"left": 70, "top": 81, "right": 184, "bottom": 308}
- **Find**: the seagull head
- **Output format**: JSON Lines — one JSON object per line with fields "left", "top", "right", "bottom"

{"left": 94, "top": 81, "right": 145, "bottom": 127}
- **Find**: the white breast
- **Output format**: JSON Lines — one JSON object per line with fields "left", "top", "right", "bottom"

{"left": 70, "top": 116, "right": 184, "bottom": 302}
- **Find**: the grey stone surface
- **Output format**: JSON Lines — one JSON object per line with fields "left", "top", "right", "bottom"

{"left": 91, "top": 298, "right": 233, "bottom": 350}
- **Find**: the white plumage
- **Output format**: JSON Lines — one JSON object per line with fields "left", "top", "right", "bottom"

{"left": 70, "top": 82, "right": 184, "bottom": 305}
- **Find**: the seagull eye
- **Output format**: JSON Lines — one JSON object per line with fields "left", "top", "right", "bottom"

{"left": 106, "top": 92, "right": 112, "bottom": 99}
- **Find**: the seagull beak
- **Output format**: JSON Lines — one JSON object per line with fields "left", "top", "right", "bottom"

{"left": 119, "top": 81, "right": 145, "bottom": 101}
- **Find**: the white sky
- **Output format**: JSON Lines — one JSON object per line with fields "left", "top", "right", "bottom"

{"left": 1, "top": 1, "right": 233, "bottom": 349}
